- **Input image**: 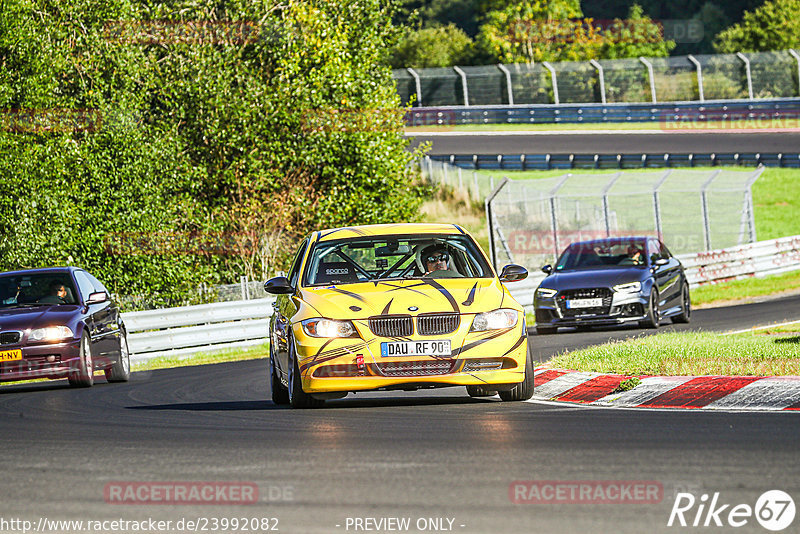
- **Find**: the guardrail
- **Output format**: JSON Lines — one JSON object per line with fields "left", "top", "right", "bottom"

{"left": 122, "top": 298, "right": 275, "bottom": 362}
{"left": 406, "top": 99, "right": 800, "bottom": 126}
{"left": 123, "top": 236, "right": 799, "bottom": 358}
{"left": 428, "top": 153, "right": 800, "bottom": 169}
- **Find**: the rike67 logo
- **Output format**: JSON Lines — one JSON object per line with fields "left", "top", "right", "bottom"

{"left": 668, "top": 490, "right": 795, "bottom": 531}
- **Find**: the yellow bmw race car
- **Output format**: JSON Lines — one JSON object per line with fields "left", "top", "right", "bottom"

{"left": 264, "top": 223, "right": 533, "bottom": 408}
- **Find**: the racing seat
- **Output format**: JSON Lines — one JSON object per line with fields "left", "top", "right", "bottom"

{"left": 315, "top": 262, "right": 359, "bottom": 285}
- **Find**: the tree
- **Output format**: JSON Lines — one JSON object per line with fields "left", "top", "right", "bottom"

{"left": 390, "top": 24, "right": 475, "bottom": 68}
{"left": 600, "top": 4, "right": 676, "bottom": 59}
{"left": 714, "top": 0, "right": 800, "bottom": 52}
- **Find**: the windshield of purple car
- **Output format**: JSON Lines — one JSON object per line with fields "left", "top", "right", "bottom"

{"left": 0, "top": 274, "right": 78, "bottom": 306}
{"left": 304, "top": 235, "right": 492, "bottom": 285}
{"left": 555, "top": 240, "right": 649, "bottom": 271}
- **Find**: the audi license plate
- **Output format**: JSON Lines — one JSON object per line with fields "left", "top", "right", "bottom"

{"left": 380, "top": 340, "right": 451, "bottom": 357}
{"left": 567, "top": 298, "right": 603, "bottom": 309}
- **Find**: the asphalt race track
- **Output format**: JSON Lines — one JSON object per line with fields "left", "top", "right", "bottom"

{"left": 2, "top": 294, "right": 799, "bottom": 534}
{"left": 406, "top": 130, "right": 800, "bottom": 156}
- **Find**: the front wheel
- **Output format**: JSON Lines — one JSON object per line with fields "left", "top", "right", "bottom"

{"left": 269, "top": 345, "right": 289, "bottom": 405}
{"left": 671, "top": 283, "right": 691, "bottom": 324}
{"left": 499, "top": 339, "right": 534, "bottom": 402}
{"left": 105, "top": 333, "right": 131, "bottom": 382}
{"left": 466, "top": 385, "right": 497, "bottom": 397}
{"left": 69, "top": 333, "right": 94, "bottom": 388}
{"left": 288, "top": 341, "right": 323, "bottom": 409}
{"left": 639, "top": 290, "right": 660, "bottom": 329}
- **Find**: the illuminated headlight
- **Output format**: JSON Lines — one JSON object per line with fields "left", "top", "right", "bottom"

{"left": 28, "top": 326, "right": 74, "bottom": 342}
{"left": 470, "top": 309, "right": 519, "bottom": 332}
{"left": 536, "top": 287, "right": 557, "bottom": 298}
{"left": 301, "top": 318, "right": 358, "bottom": 338}
{"left": 613, "top": 281, "right": 642, "bottom": 293}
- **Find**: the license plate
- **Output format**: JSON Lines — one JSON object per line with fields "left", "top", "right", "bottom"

{"left": 380, "top": 340, "right": 451, "bottom": 357}
{"left": 0, "top": 349, "right": 22, "bottom": 362}
{"left": 567, "top": 298, "right": 603, "bottom": 309}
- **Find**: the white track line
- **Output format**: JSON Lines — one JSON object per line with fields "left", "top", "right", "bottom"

{"left": 725, "top": 319, "right": 800, "bottom": 335}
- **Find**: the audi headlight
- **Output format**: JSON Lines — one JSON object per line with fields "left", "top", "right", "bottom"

{"left": 470, "top": 309, "right": 519, "bottom": 332}
{"left": 613, "top": 281, "right": 642, "bottom": 293}
{"left": 29, "top": 326, "right": 74, "bottom": 342}
{"left": 536, "top": 287, "right": 557, "bottom": 298}
{"left": 301, "top": 318, "right": 358, "bottom": 338}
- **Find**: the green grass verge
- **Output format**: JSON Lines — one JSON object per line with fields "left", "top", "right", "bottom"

{"left": 406, "top": 119, "right": 800, "bottom": 133}
{"left": 545, "top": 331, "right": 800, "bottom": 376}
{"left": 132, "top": 343, "right": 269, "bottom": 372}
{"left": 693, "top": 270, "right": 800, "bottom": 306}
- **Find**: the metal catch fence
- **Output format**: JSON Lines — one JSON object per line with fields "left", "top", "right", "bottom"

{"left": 395, "top": 50, "right": 800, "bottom": 108}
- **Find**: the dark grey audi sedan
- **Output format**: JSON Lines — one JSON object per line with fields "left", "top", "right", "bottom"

{"left": 0, "top": 267, "right": 130, "bottom": 387}
{"left": 533, "top": 237, "right": 690, "bottom": 334}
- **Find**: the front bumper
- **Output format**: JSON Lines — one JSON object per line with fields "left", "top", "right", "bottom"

{"left": 534, "top": 290, "right": 648, "bottom": 329}
{"left": 0, "top": 340, "right": 82, "bottom": 382}
{"left": 293, "top": 318, "right": 528, "bottom": 394}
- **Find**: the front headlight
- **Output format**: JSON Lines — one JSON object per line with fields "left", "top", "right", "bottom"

{"left": 301, "top": 318, "right": 358, "bottom": 338}
{"left": 536, "top": 287, "right": 557, "bottom": 298}
{"left": 28, "top": 326, "right": 74, "bottom": 342}
{"left": 470, "top": 309, "right": 519, "bottom": 332}
{"left": 613, "top": 281, "right": 642, "bottom": 293}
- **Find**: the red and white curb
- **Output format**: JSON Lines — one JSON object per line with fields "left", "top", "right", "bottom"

{"left": 531, "top": 367, "right": 800, "bottom": 411}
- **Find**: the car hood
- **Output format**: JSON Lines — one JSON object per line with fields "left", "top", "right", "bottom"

{"left": 541, "top": 268, "right": 647, "bottom": 290}
{"left": 299, "top": 278, "right": 514, "bottom": 319}
{"left": 0, "top": 305, "right": 81, "bottom": 330}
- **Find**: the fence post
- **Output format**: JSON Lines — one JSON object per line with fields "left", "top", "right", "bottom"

{"left": 687, "top": 55, "right": 704, "bottom": 102}
{"left": 736, "top": 52, "right": 754, "bottom": 100}
{"left": 601, "top": 172, "right": 623, "bottom": 237}
{"left": 639, "top": 57, "right": 657, "bottom": 103}
{"left": 497, "top": 64, "right": 514, "bottom": 106}
{"left": 589, "top": 59, "right": 607, "bottom": 104}
{"left": 700, "top": 169, "right": 722, "bottom": 251}
{"left": 542, "top": 62, "right": 560, "bottom": 105}
{"left": 406, "top": 68, "right": 422, "bottom": 107}
{"left": 652, "top": 170, "right": 672, "bottom": 239}
{"left": 453, "top": 66, "right": 470, "bottom": 107}
{"left": 547, "top": 174, "right": 572, "bottom": 258}
{"left": 240, "top": 275, "right": 248, "bottom": 301}
{"left": 789, "top": 50, "right": 800, "bottom": 97}
{"left": 485, "top": 177, "right": 511, "bottom": 271}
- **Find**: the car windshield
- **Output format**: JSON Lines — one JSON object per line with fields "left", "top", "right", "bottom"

{"left": 555, "top": 239, "right": 648, "bottom": 271}
{"left": 303, "top": 234, "right": 493, "bottom": 286}
{"left": 0, "top": 273, "right": 78, "bottom": 307}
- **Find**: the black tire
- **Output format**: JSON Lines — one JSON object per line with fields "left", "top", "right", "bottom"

{"left": 498, "top": 338, "right": 534, "bottom": 402}
{"left": 466, "top": 385, "right": 497, "bottom": 397}
{"left": 69, "top": 332, "right": 94, "bottom": 388}
{"left": 105, "top": 332, "right": 131, "bottom": 382}
{"left": 288, "top": 340, "right": 324, "bottom": 409}
{"left": 639, "top": 290, "right": 660, "bottom": 329}
{"left": 269, "top": 345, "right": 289, "bottom": 405}
{"left": 671, "top": 283, "right": 691, "bottom": 324}
{"left": 536, "top": 326, "right": 557, "bottom": 335}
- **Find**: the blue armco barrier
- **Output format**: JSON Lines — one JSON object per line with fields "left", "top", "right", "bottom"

{"left": 429, "top": 153, "right": 800, "bottom": 170}
{"left": 406, "top": 98, "right": 800, "bottom": 126}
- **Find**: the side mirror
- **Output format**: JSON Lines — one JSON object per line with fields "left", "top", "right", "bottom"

{"left": 264, "top": 276, "right": 294, "bottom": 295}
{"left": 499, "top": 264, "right": 528, "bottom": 283}
{"left": 87, "top": 291, "right": 108, "bottom": 304}
{"left": 541, "top": 264, "right": 553, "bottom": 275}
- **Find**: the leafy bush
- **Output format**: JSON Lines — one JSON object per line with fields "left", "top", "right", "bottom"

{"left": 0, "top": 0, "right": 425, "bottom": 307}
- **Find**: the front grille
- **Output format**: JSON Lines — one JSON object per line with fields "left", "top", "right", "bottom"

{"left": 377, "top": 360, "right": 454, "bottom": 377}
{"left": 417, "top": 313, "right": 460, "bottom": 335}
{"left": 557, "top": 288, "right": 613, "bottom": 317}
{"left": 369, "top": 315, "right": 413, "bottom": 337}
{"left": 0, "top": 331, "right": 21, "bottom": 345}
